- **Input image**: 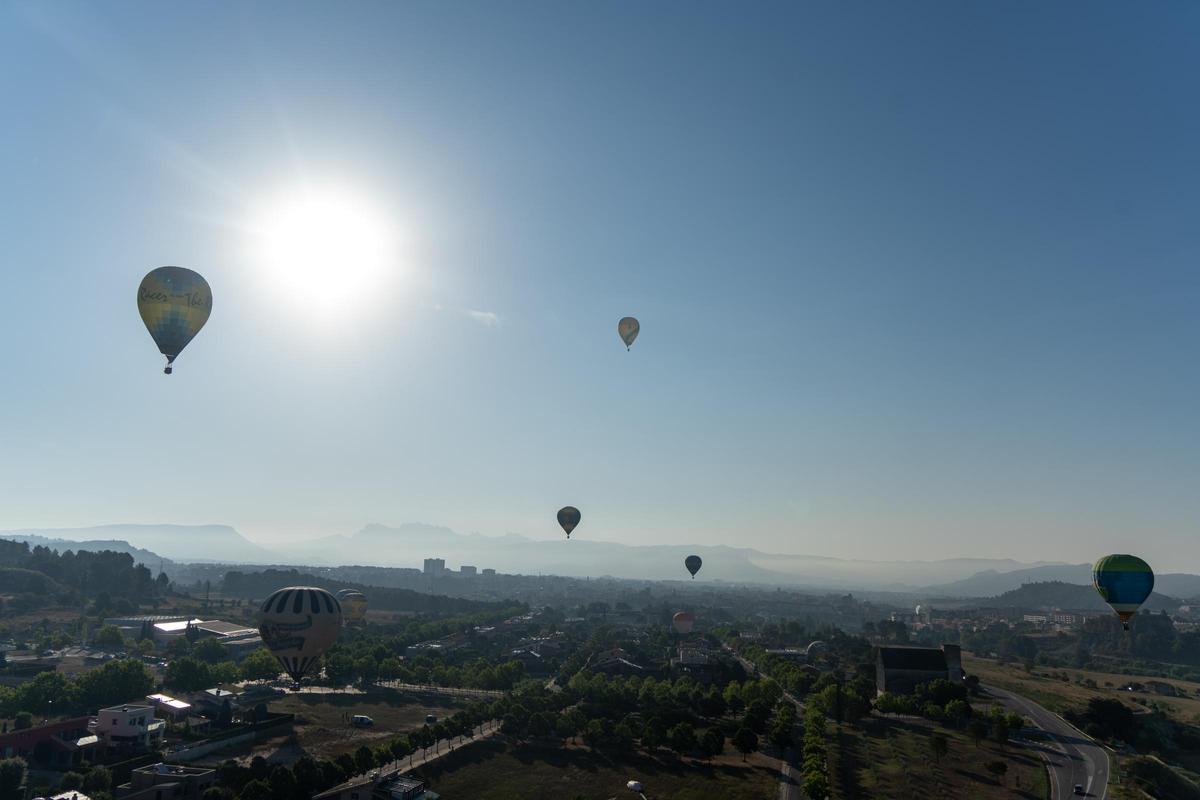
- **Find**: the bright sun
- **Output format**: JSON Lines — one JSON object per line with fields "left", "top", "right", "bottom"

{"left": 251, "top": 185, "right": 397, "bottom": 313}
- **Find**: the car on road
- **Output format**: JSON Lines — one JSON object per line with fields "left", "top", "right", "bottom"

{"left": 1073, "top": 785, "right": 1084, "bottom": 795}
{"left": 425, "top": 714, "right": 438, "bottom": 724}
{"left": 351, "top": 715, "right": 375, "bottom": 727}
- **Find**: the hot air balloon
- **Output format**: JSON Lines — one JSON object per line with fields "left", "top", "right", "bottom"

{"left": 137, "top": 267, "right": 212, "bottom": 374}
{"left": 684, "top": 555, "right": 702, "bottom": 579}
{"left": 672, "top": 611, "right": 695, "bottom": 635}
{"left": 618, "top": 317, "right": 639, "bottom": 350}
{"left": 258, "top": 586, "right": 342, "bottom": 683}
{"left": 336, "top": 589, "right": 368, "bottom": 625}
{"left": 558, "top": 506, "right": 581, "bottom": 539}
{"left": 1093, "top": 554, "right": 1154, "bottom": 631}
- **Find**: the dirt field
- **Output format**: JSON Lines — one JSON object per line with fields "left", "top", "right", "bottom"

{"left": 829, "top": 715, "right": 1048, "bottom": 800}
{"left": 964, "top": 654, "right": 1200, "bottom": 725}
{"left": 195, "top": 689, "right": 469, "bottom": 766}
{"left": 410, "top": 739, "right": 780, "bottom": 800}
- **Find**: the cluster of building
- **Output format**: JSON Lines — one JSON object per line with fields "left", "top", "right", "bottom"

{"left": 405, "top": 610, "right": 545, "bottom": 657}
{"left": 0, "top": 687, "right": 257, "bottom": 771}
{"left": 102, "top": 615, "right": 262, "bottom": 658}
{"left": 420, "top": 558, "right": 495, "bottom": 578}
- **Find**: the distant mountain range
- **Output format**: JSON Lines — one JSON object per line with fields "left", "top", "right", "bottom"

{"left": 0, "top": 524, "right": 273, "bottom": 564}
{"left": 3, "top": 522, "right": 1197, "bottom": 600}
{"left": 979, "top": 581, "right": 1181, "bottom": 612}
{"left": 0, "top": 533, "right": 173, "bottom": 568}
{"left": 920, "top": 564, "right": 1200, "bottom": 601}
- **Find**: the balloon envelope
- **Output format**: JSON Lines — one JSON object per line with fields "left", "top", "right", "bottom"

{"left": 618, "top": 317, "right": 639, "bottom": 350}
{"left": 684, "top": 555, "right": 702, "bottom": 578}
{"left": 258, "top": 586, "right": 342, "bottom": 682}
{"left": 672, "top": 611, "right": 695, "bottom": 635}
{"left": 335, "top": 589, "right": 368, "bottom": 624}
{"left": 137, "top": 266, "right": 212, "bottom": 373}
{"left": 558, "top": 506, "right": 581, "bottom": 538}
{"left": 1093, "top": 554, "right": 1154, "bottom": 629}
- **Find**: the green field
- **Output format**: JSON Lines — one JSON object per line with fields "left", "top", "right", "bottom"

{"left": 411, "top": 740, "right": 780, "bottom": 800}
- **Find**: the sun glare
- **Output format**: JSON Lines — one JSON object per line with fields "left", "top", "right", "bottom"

{"left": 250, "top": 185, "right": 397, "bottom": 314}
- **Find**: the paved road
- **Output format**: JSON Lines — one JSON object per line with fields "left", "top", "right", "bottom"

{"left": 726, "top": 646, "right": 804, "bottom": 800}
{"left": 986, "top": 684, "right": 1109, "bottom": 799}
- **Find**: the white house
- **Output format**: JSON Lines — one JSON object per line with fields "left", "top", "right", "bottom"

{"left": 92, "top": 705, "right": 165, "bottom": 752}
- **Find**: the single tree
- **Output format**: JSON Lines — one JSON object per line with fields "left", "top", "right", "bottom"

{"left": 967, "top": 719, "right": 988, "bottom": 748}
{"left": 928, "top": 732, "right": 948, "bottom": 764}
{"left": 985, "top": 759, "right": 1008, "bottom": 785}
{"left": 732, "top": 727, "right": 758, "bottom": 762}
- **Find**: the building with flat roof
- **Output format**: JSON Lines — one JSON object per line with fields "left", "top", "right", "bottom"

{"left": 459, "top": 565, "right": 477, "bottom": 576}
{"left": 314, "top": 768, "right": 437, "bottom": 800}
{"left": 422, "top": 558, "right": 445, "bottom": 576}
{"left": 115, "top": 762, "right": 216, "bottom": 800}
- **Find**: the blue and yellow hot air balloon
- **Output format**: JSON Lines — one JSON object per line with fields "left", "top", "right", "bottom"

{"left": 137, "top": 267, "right": 212, "bottom": 374}
{"left": 1093, "top": 554, "right": 1154, "bottom": 631}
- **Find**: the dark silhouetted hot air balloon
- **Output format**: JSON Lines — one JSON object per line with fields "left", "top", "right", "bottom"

{"left": 618, "top": 317, "right": 639, "bottom": 350}
{"left": 684, "top": 555, "right": 702, "bottom": 579}
{"left": 137, "top": 267, "right": 212, "bottom": 374}
{"left": 336, "top": 589, "right": 368, "bottom": 625}
{"left": 1093, "top": 554, "right": 1154, "bottom": 631}
{"left": 672, "top": 611, "right": 695, "bottom": 635}
{"left": 258, "top": 586, "right": 342, "bottom": 683}
{"left": 558, "top": 506, "right": 581, "bottom": 539}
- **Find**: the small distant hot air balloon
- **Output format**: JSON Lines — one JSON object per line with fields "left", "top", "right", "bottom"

{"left": 558, "top": 506, "right": 581, "bottom": 539}
{"left": 336, "top": 589, "right": 368, "bottom": 625}
{"left": 672, "top": 611, "right": 695, "bottom": 635}
{"left": 618, "top": 317, "right": 639, "bottom": 351}
{"left": 1093, "top": 554, "right": 1154, "bottom": 631}
{"left": 137, "top": 266, "right": 212, "bottom": 374}
{"left": 258, "top": 587, "right": 342, "bottom": 683}
{"left": 684, "top": 555, "right": 702, "bottom": 579}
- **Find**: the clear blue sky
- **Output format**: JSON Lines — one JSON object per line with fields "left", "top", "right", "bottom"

{"left": 1, "top": 2, "right": 1197, "bottom": 569}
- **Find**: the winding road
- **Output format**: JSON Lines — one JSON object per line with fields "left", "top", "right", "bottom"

{"left": 986, "top": 684, "right": 1109, "bottom": 799}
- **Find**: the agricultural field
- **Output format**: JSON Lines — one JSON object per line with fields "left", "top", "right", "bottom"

{"left": 964, "top": 655, "right": 1200, "bottom": 724}
{"left": 215, "top": 689, "right": 468, "bottom": 765}
{"left": 827, "top": 715, "right": 1048, "bottom": 800}
{"left": 410, "top": 739, "right": 779, "bottom": 800}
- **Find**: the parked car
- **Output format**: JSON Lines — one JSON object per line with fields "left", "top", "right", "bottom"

{"left": 351, "top": 715, "right": 374, "bottom": 727}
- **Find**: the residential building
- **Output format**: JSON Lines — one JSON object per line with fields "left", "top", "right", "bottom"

{"left": 481, "top": 568, "right": 496, "bottom": 577}
{"left": 92, "top": 705, "right": 165, "bottom": 753}
{"left": 459, "top": 565, "right": 477, "bottom": 576}
{"left": 875, "top": 645, "right": 964, "bottom": 696}
{"left": 0, "top": 717, "right": 98, "bottom": 767}
{"left": 146, "top": 693, "right": 193, "bottom": 721}
{"left": 422, "top": 558, "right": 445, "bottom": 576}
{"left": 115, "top": 762, "right": 217, "bottom": 800}
{"left": 193, "top": 687, "right": 241, "bottom": 713}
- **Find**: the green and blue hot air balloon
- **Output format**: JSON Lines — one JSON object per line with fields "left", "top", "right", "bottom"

{"left": 1093, "top": 554, "right": 1154, "bottom": 631}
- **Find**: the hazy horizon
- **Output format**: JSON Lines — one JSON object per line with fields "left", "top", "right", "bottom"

{"left": 2, "top": 3, "right": 1197, "bottom": 571}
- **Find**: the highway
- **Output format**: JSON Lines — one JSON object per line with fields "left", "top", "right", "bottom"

{"left": 986, "top": 684, "right": 1109, "bottom": 799}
